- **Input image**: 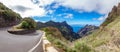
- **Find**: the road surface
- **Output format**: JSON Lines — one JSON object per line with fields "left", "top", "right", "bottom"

{"left": 0, "top": 28, "right": 43, "bottom": 52}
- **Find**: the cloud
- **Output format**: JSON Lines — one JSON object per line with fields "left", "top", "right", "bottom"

{"left": 98, "top": 14, "right": 108, "bottom": 21}
{"left": 57, "top": 13, "right": 73, "bottom": 19}
{"left": 51, "top": 15, "right": 56, "bottom": 20}
{"left": 52, "top": 3, "right": 60, "bottom": 9}
{"left": 52, "top": 17, "right": 56, "bottom": 20}
{"left": 47, "top": 10, "right": 55, "bottom": 14}
{"left": 35, "top": 20, "right": 46, "bottom": 23}
{"left": 0, "top": 0, "right": 54, "bottom": 17}
{"left": 56, "top": 0, "right": 120, "bottom": 14}
{"left": 98, "top": 16, "right": 105, "bottom": 21}
{"left": 92, "top": 18, "right": 97, "bottom": 21}
{"left": 11, "top": 5, "right": 32, "bottom": 12}
{"left": 57, "top": 14, "right": 62, "bottom": 17}
{"left": 1, "top": 0, "right": 120, "bottom": 18}
{"left": 37, "top": 0, "right": 54, "bottom": 7}
{"left": 64, "top": 14, "right": 73, "bottom": 19}
{"left": 31, "top": 0, "right": 40, "bottom": 4}
{"left": 93, "top": 14, "right": 108, "bottom": 21}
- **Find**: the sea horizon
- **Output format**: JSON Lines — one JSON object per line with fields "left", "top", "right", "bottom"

{"left": 70, "top": 24, "right": 85, "bottom": 33}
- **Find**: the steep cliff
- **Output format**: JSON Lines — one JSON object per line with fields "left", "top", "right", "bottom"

{"left": 100, "top": 3, "right": 120, "bottom": 29}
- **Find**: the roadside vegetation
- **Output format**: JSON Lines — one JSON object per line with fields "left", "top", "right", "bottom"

{"left": 16, "top": 17, "right": 36, "bottom": 29}
{"left": 42, "top": 27, "right": 69, "bottom": 51}
{"left": 42, "top": 27, "right": 94, "bottom": 52}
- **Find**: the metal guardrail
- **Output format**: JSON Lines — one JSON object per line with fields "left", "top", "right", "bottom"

{"left": 28, "top": 31, "right": 45, "bottom": 52}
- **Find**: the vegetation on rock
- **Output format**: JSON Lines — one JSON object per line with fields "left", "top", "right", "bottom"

{"left": 19, "top": 17, "right": 36, "bottom": 29}
{"left": 100, "top": 3, "right": 120, "bottom": 29}
{"left": 0, "top": 2, "right": 22, "bottom": 27}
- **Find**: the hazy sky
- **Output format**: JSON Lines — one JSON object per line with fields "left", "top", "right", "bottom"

{"left": 0, "top": 0, "right": 120, "bottom": 25}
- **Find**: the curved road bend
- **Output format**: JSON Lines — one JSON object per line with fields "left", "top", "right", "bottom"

{"left": 0, "top": 28, "right": 43, "bottom": 52}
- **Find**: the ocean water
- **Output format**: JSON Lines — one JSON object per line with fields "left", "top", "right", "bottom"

{"left": 71, "top": 25, "right": 85, "bottom": 33}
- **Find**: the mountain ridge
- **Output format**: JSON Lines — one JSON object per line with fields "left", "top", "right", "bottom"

{"left": 37, "top": 20, "right": 80, "bottom": 41}
{"left": 77, "top": 25, "right": 99, "bottom": 37}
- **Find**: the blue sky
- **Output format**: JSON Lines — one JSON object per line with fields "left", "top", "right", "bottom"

{"left": 1, "top": 0, "right": 120, "bottom": 26}
{"left": 33, "top": 5, "right": 104, "bottom": 25}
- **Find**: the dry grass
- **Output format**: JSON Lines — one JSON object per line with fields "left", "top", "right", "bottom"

{"left": 74, "top": 16, "right": 120, "bottom": 52}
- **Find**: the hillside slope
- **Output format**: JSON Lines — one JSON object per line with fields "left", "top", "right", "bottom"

{"left": 0, "top": 2, "right": 22, "bottom": 28}
{"left": 75, "top": 3, "right": 120, "bottom": 52}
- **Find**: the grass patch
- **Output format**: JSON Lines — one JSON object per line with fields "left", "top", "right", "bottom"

{"left": 74, "top": 41, "right": 93, "bottom": 52}
{"left": 92, "top": 39, "right": 107, "bottom": 47}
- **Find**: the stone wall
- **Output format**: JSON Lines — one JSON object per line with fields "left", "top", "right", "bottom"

{"left": 8, "top": 29, "right": 36, "bottom": 35}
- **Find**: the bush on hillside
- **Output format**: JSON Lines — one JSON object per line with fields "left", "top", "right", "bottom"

{"left": 0, "top": 2, "right": 9, "bottom": 10}
{"left": 74, "top": 41, "right": 92, "bottom": 52}
{"left": 21, "top": 21, "right": 29, "bottom": 29}
{"left": 2, "top": 10, "right": 21, "bottom": 21}
{"left": 20, "top": 17, "right": 36, "bottom": 29}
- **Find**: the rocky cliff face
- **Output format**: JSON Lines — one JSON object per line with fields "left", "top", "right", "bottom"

{"left": 100, "top": 3, "right": 120, "bottom": 29}
{"left": 0, "top": 2, "right": 22, "bottom": 28}
{"left": 77, "top": 25, "right": 98, "bottom": 37}
{"left": 37, "top": 21, "right": 80, "bottom": 41}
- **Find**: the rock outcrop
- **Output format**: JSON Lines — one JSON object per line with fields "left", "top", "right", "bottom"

{"left": 100, "top": 3, "right": 120, "bottom": 29}
{"left": 77, "top": 25, "right": 98, "bottom": 37}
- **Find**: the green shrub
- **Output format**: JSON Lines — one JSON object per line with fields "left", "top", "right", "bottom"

{"left": 54, "top": 40, "right": 64, "bottom": 48}
{"left": 43, "top": 28, "right": 49, "bottom": 32}
{"left": 0, "top": 3, "right": 9, "bottom": 10}
{"left": 92, "top": 39, "right": 107, "bottom": 47}
{"left": 21, "top": 21, "right": 29, "bottom": 29}
{"left": 65, "top": 47, "right": 77, "bottom": 52}
{"left": 0, "top": 10, "right": 21, "bottom": 22}
{"left": 46, "top": 35, "right": 54, "bottom": 42}
{"left": 74, "top": 41, "right": 91, "bottom": 52}
{"left": 20, "top": 17, "right": 36, "bottom": 29}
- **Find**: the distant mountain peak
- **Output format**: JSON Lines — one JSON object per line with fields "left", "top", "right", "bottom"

{"left": 61, "top": 21, "right": 67, "bottom": 25}
{"left": 77, "top": 25, "right": 98, "bottom": 37}
{"left": 47, "top": 20, "right": 54, "bottom": 23}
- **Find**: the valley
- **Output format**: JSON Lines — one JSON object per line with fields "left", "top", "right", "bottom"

{"left": 0, "top": 1, "right": 120, "bottom": 52}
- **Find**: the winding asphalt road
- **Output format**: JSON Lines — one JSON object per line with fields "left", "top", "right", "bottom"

{"left": 0, "top": 28, "right": 43, "bottom": 52}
